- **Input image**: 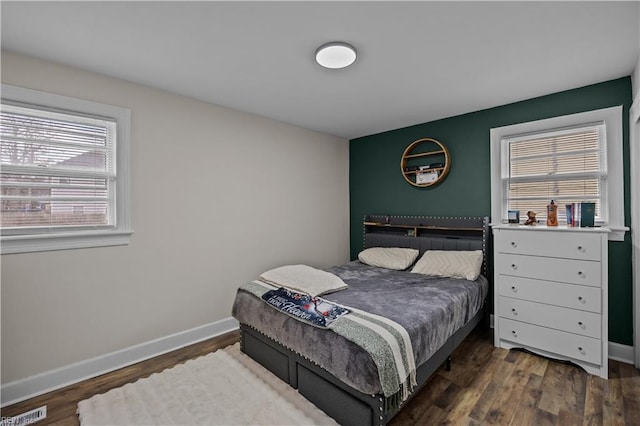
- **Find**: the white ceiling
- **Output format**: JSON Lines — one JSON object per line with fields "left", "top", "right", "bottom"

{"left": 2, "top": 1, "right": 639, "bottom": 139}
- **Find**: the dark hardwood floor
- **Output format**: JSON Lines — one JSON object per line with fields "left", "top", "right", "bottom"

{"left": 2, "top": 327, "right": 638, "bottom": 425}
{"left": 390, "top": 328, "right": 639, "bottom": 425}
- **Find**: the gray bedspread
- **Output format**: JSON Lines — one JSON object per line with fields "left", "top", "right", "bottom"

{"left": 232, "top": 261, "right": 488, "bottom": 395}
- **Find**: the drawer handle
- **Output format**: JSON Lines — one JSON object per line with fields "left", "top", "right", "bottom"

{"left": 578, "top": 296, "right": 585, "bottom": 303}
{"left": 511, "top": 286, "right": 517, "bottom": 292}
{"left": 578, "top": 346, "right": 585, "bottom": 354}
{"left": 512, "top": 330, "right": 518, "bottom": 338}
{"left": 511, "top": 264, "right": 518, "bottom": 270}
{"left": 510, "top": 241, "right": 517, "bottom": 247}
{"left": 511, "top": 308, "right": 518, "bottom": 315}
{"left": 578, "top": 271, "right": 585, "bottom": 278}
{"left": 578, "top": 321, "right": 585, "bottom": 328}
{"left": 578, "top": 245, "right": 585, "bottom": 252}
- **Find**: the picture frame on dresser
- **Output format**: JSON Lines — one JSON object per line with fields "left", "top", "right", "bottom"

{"left": 491, "top": 224, "right": 610, "bottom": 379}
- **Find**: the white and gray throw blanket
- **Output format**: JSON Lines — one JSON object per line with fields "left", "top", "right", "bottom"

{"left": 233, "top": 261, "right": 488, "bottom": 409}
{"left": 260, "top": 264, "right": 348, "bottom": 297}
{"left": 241, "top": 279, "right": 417, "bottom": 403}
{"left": 332, "top": 306, "right": 417, "bottom": 403}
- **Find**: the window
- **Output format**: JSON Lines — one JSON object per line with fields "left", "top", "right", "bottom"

{"left": 491, "top": 106, "right": 627, "bottom": 241}
{"left": 1, "top": 84, "right": 131, "bottom": 253}
{"left": 504, "top": 125, "right": 606, "bottom": 223}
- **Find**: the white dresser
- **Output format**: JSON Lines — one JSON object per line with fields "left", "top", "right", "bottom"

{"left": 492, "top": 225, "right": 609, "bottom": 378}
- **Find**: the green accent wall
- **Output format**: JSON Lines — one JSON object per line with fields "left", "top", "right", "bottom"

{"left": 349, "top": 77, "right": 633, "bottom": 346}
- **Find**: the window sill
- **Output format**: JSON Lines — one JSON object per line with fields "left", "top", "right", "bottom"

{"left": 608, "top": 226, "right": 629, "bottom": 242}
{"left": 1, "top": 230, "right": 133, "bottom": 254}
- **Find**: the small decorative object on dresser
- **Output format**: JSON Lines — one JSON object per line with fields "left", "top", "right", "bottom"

{"left": 546, "top": 200, "right": 558, "bottom": 226}
{"left": 492, "top": 225, "right": 610, "bottom": 378}
{"left": 524, "top": 210, "right": 537, "bottom": 225}
{"left": 508, "top": 210, "right": 520, "bottom": 224}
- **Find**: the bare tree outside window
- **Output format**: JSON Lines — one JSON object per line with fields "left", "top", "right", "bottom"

{"left": 2, "top": 112, "right": 53, "bottom": 217}
{"left": 1, "top": 105, "right": 113, "bottom": 230}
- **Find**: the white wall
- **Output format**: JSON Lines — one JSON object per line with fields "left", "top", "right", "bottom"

{"left": 633, "top": 3, "right": 640, "bottom": 100}
{"left": 632, "top": 0, "right": 640, "bottom": 368}
{"left": 1, "top": 51, "right": 350, "bottom": 385}
{"left": 634, "top": 48, "right": 640, "bottom": 101}
{"left": 635, "top": 60, "right": 640, "bottom": 100}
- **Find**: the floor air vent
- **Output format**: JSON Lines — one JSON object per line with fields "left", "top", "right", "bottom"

{"left": 1, "top": 406, "right": 47, "bottom": 426}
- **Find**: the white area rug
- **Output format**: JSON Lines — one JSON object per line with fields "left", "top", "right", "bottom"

{"left": 77, "top": 343, "right": 338, "bottom": 425}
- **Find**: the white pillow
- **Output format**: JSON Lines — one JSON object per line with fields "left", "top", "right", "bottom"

{"left": 358, "top": 247, "right": 419, "bottom": 270}
{"left": 410, "top": 250, "right": 483, "bottom": 281}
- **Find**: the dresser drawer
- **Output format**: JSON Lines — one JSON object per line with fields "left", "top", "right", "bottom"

{"left": 499, "top": 296, "right": 601, "bottom": 338}
{"left": 495, "top": 229, "right": 601, "bottom": 261}
{"left": 498, "top": 275, "right": 601, "bottom": 313}
{"left": 499, "top": 318, "right": 601, "bottom": 365}
{"left": 496, "top": 253, "right": 601, "bottom": 287}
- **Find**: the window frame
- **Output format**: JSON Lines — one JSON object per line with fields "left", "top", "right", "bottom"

{"left": 1, "top": 84, "right": 132, "bottom": 254}
{"left": 490, "top": 106, "right": 627, "bottom": 241}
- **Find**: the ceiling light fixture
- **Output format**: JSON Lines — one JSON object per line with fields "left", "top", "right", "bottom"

{"left": 315, "top": 42, "right": 357, "bottom": 69}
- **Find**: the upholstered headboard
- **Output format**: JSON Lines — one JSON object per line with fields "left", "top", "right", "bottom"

{"left": 362, "top": 215, "right": 491, "bottom": 278}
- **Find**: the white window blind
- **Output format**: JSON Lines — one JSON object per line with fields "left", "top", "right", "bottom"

{"left": 1, "top": 103, "right": 117, "bottom": 232}
{"left": 501, "top": 124, "right": 606, "bottom": 224}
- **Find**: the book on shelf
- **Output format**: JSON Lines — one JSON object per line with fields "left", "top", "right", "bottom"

{"left": 565, "top": 204, "right": 573, "bottom": 226}
{"left": 565, "top": 202, "right": 595, "bottom": 227}
{"left": 580, "top": 202, "right": 595, "bottom": 227}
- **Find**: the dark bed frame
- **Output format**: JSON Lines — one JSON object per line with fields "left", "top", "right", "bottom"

{"left": 239, "top": 215, "right": 491, "bottom": 426}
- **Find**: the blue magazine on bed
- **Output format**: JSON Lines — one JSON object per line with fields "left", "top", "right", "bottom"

{"left": 261, "top": 287, "right": 350, "bottom": 327}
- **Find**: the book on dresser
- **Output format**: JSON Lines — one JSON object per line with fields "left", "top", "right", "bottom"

{"left": 565, "top": 202, "right": 596, "bottom": 228}
{"left": 491, "top": 224, "right": 610, "bottom": 379}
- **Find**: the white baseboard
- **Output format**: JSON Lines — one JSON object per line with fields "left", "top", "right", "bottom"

{"left": 1, "top": 317, "right": 239, "bottom": 407}
{"left": 608, "top": 341, "right": 635, "bottom": 365}
{"left": 489, "top": 314, "right": 634, "bottom": 365}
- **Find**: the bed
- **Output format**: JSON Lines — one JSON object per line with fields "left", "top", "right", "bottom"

{"left": 232, "top": 215, "right": 491, "bottom": 426}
